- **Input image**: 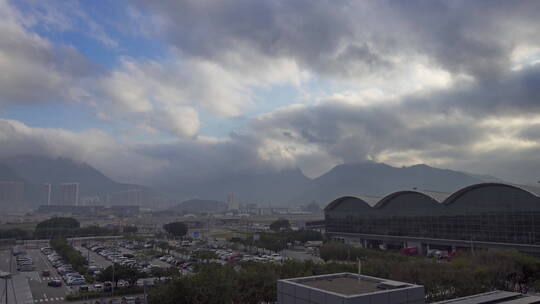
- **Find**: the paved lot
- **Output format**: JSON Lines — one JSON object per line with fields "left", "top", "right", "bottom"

{"left": 117, "top": 247, "right": 170, "bottom": 269}
{"left": 0, "top": 249, "right": 70, "bottom": 304}
{"left": 74, "top": 246, "right": 111, "bottom": 269}
{"left": 281, "top": 249, "right": 324, "bottom": 263}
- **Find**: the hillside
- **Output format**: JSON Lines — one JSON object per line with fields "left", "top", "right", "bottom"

{"left": 288, "top": 162, "right": 485, "bottom": 206}
{"left": 156, "top": 168, "right": 311, "bottom": 205}
{"left": 0, "top": 163, "right": 26, "bottom": 182}
{"left": 0, "top": 155, "right": 156, "bottom": 203}
{"left": 168, "top": 199, "right": 227, "bottom": 214}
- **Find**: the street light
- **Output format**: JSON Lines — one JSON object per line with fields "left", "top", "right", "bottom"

{"left": 0, "top": 271, "right": 12, "bottom": 304}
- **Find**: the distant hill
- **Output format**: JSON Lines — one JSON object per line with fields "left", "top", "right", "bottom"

{"left": 169, "top": 199, "right": 227, "bottom": 213}
{"left": 288, "top": 162, "right": 486, "bottom": 206}
{"left": 0, "top": 155, "right": 157, "bottom": 204}
{"left": 156, "top": 168, "right": 311, "bottom": 205}
{"left": 154, "top": 162, "right": 497, "bottom": 207}
{"left": 0, "top": 155, "right": 516, "bottom": 210}
{"left": 0, "top": 163, "right": 26, "bottom": 182}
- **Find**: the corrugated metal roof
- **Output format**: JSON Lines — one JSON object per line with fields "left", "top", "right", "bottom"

{"left": 434, "top": 291, "right": 522, "bottom": 304}
{"left": 416, "top": 189, "right": 452, "bottom": 202}
{"left": 502, "top": 296, "right": 540, "bottom": 304}
{"left": 513, "top": 184, "right": 540, "bottom": 197}
{"left": 356, "top": 195, "right": 382, "bottom": 206}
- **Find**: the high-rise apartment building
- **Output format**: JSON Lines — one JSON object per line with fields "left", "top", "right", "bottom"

{"left": 0, "top": 181, "right": 24, "bottom": 204}
{"left": 58, "top": 183, "right": 79, "bottom": 206}
{"left": 109, "top": 189, "right": 143, "bottom": 206}
{"left": 227, "top": 192, "right": 239, "bottom": 210}
{"left": 41, "top": 183, "right": 52, "bottom": 205}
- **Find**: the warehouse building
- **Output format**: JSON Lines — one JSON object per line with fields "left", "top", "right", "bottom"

{"left": 278, "top": 272, "right": 425, "bottom": 304}
{"left": 324, "top": 183, "right": 540, "bottom": 254}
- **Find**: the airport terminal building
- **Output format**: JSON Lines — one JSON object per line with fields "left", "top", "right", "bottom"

{"left": 324, "top": 183, "right": 540, "bottom": 254}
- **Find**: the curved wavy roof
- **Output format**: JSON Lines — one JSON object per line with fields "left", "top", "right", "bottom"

{"left": 374, "top": 190, "right": 441, "bottom": 209}
{"left": 442, "top": 182, "right": 540, "bottom": 205}
{"left": 325, "top": 182, "right": 540, "bottom": 213}
{"left": 324, "top": 196, "right": 378, "bottom": 211}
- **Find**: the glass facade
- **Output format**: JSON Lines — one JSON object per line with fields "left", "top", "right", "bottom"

{"left": 325, "top": 184, "right": 540, "bottom": 245}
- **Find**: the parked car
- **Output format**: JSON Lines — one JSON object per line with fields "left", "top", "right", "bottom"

{"left": 94, "top": 284, "right": 103, "bottom": 292}
{"left": 42, "top": 270, "right": 51, "bottom": 277}
{"left": 48, "top": 280, "right": 62, "bottom": 287}
{"left": 122, "top": 296, "right": 136, "bottom": 304}
{"left": 17, "top": 265, "right": 35, "bottom": 272}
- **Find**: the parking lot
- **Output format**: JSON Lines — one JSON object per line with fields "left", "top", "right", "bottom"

{"left": 0, "top": 248, "right": 67, "bottom": 303}
{"left": 0, "top": 236, "right": 311, "bottom": 304}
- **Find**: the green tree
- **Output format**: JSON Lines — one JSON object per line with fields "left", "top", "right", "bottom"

{"left": 98, "top": 264, "right": 144, "bottom": 287}
{"left": 0, "top": 228, "right": 32, "bottom": 240}
{"left": 191, "top": 250, "right": 218, "bottom": 260}
{"left": 163, "top": 222, "right": 188, "bottom": 239}
{"left": 35, "top": 217, "right": 80, "bottom": 238}
{"left": 50, "top": 238, "right": 88, "bottom": 274}
{"left": 269, "top": 219, "right": 290, "bottom": 232}
{"left": 150, "top": 267, "right": 179, "bottom": 278}
{"left": 157, "top": 241, "right": 171, "bottom": 254}
{"left": 124, "top": 226, "right": 138, "bottom": 233}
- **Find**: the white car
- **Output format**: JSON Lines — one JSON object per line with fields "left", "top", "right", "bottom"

{"left": 67, "top": 278, "right": 86, "bottom": 286}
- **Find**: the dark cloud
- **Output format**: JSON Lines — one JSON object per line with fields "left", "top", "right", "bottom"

{"left": 247, "top": 62, "right": 540, "bottom": 181}
{"left": 3, "top": 0, "right": 540, "bottom": 186}
{"left": 133, "top": 0, "right": 540, "bottom": 80}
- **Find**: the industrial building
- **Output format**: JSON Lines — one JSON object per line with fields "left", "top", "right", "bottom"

{"left": 37, "top": 205, "right": 139, "bottom": 217}
{"left": 278, "top": 272, "right": 425, "bottom": 304}
{"left": 278, "top": 273, "right": 540, "bottom": 304}
{"left": 324, "top": 183, "right": 540, "bottom": 254}
{"left": 434, "top": 291, "right": 540, "bottom": 304}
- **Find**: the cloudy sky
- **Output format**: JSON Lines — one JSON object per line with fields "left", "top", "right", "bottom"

{"left": 1, "top": 0, "right": 540, "bottom": 185}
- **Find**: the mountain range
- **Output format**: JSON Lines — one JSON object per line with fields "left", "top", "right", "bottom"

{"left": 0, "top": 156, "right": 154, "bottom": 207}
{"left": 0, "top": 155, "right": 515, "bottom": 208}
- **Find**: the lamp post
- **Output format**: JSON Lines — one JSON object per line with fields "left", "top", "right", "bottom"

{"left": 0, "top": 271, "right": 12, "bottom": 304}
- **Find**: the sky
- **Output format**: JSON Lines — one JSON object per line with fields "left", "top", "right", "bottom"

{"left": 1, "top": 0, "right": 540, "bottom": 185}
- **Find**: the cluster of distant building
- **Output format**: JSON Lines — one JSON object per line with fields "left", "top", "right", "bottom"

{"left": 0, "top": 181, "right": 25, "bottom": 204}
{"left": 0, "top": 180, "right": 147, "bottom": 207}
{"left": 40, "top": 182, "right": 79, "bottom": 205}
{"left": 225, "top": 192, "right": 321, "bottom": 217}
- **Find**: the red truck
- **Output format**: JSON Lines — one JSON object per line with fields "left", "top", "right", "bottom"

{"left": 400, "top": 247, "right": 418, "bottom": 255}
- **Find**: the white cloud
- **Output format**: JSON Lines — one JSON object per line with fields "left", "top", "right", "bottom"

{"left": 0, "top": 0, "right": 95, "bottom": 106}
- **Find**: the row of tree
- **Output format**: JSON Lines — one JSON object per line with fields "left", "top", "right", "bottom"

{"left": 0, "top": 228, "right": 33, "bottom": 239}
{"left": 146, "top": 244, "right": 540, "bottom": 303}
{"left": 148, "top": 260, "right": 355, "bottom": 304}
{"left": 35, "top": 217, "right": 119, "bottom": 239}
{"left": 319, "top": 242, "right": 540, "bottom": 301}
{"left": 49, "top": 237, "right": 88, "bottom": 274}
{"left": 162, "top": 222, "right": 188, "bottom": 239}
{"left": 231, "top": 229, "right": 323, "bottom": 252}
{"left": 0, "top": 217, "right": 119, "bottom": 240}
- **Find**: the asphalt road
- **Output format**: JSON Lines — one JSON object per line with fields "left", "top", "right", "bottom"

{"left": 74, "top": 246, "right": 111, "bottom": 269}
{"left": 26, "top": 249, "right": 71, "bottom": 302}
{"left": 0, "top": 248, "right": 68, "bottom": 304}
